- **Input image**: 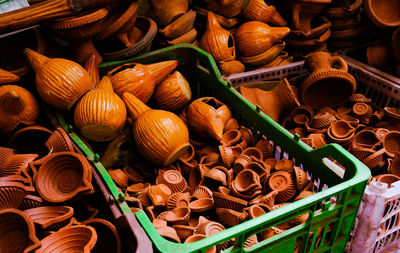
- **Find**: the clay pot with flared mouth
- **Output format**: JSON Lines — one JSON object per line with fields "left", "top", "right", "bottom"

{"left": 122, "top": 92, "right": 189, "bottom": 166}
{"left": 45, "top": 127, "right": 74, "bottom": 153}
{"left": 383, "top": 131, "right": 400, "bottom": 157}
{"left": 200, "top": 12, "right": 236, "bottom": 62}
{"left": 23, "top": 206, "right": 74, "bottom": 231}
{"left": 24, "top": 48, "right": 92, "bottom": 110}
{"left": 35, "top": 152, "right": 93, "bottom": 203}
{"left": 243, "top": 0, "right": 287, "bottom": 26}
{"left": 363, "top": 0, "right": 400, "bottom": 28}
{"left": 240, "top": 78, "right": 300, "bottom": 122}
{"left": 300, "top": 52, "right": 356, "bottom": 109}
{"left": 0, "top": 68, "right": 20, "bottom": 84}
{"left": 149, "top": 0, "right": 188, "bottom": 26}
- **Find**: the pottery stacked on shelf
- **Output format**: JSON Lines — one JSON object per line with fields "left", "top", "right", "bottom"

{"left": 324, "top": 0, "right": 366, "bottom": 49}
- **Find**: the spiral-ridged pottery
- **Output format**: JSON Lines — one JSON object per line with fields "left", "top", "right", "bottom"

{"left": 23, "top": 206, "right": 74, "bottom": 230}
{"left": 45, "top": 127, "right": 75, "bottom": 153}
{"left": 0, "top": 180, "right": 34, "bottom": 209}
{"left": 9, "top": 125, "right": 52, "bottom": 157}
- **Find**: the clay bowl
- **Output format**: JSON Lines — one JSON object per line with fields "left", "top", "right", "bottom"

{"left": 244, "top": 160, "right": 269, "bottom": 180}
{"left": 213, "top": 192, "right": 248, "bottom": 211}
{"left": 275, "top": 159, "right": 294, "bottom": 173}
{"left": 247, "top": 203, "right": 271, "bottom": 219}
{"left": 383, "top": 131, "right": 400, "bottom": 157}
{"left": 0, "top": 208, "right": 41, "bottom": 252}
{"left": 363, "top": 0, "right": 400, "bottom": 28}
{"left": 172, "top": 225, "right": 195, "bottom": 240}
{"left": 178, "top": 143, "right": 195, "bottom": 162}
{"left": 294, "top": 167, "right": 309, "bottom": 191}
{"left": 233, "top": 154, "right": 251, "bottom": 174}
{"left": 362, "top": 148, "right": 386, "bottom": 170}
{"left": 352, "top": 102, "right": 373, "bottom": 123}
{"left": 160, "top": 10, "right": 197, "bottom": 39}
{"left": 336, "top": 113, "right": 359, "bottom": 126}
{"left": 249, "top": 190, "right": 278, "bottom": 207}
{"left": 35, "top": 152, "right": 93, "bottom": 203}
{"left": 286, "top": 29, "right": 331, "bottom": 52}
{"left": 0, "top": 180, "right": 34, "bottom": 208}
{"left": 157, "top": 206, "right": 191, "bottom": 225}
{"left": 155, "top": 223, "right": 181, "bottom": 243}
{"left": 19, "top": 194, "right": 44, "bottom": 210}
{"left": 81, "top": 218, "right": 121, "bottom": 253}
{"left": 215, "top": 208, "right": 247, "bottom": 226}
{"left": 184, "top": 234, "right": 216, "bottom": 253}
{"left": 45, "top": 127, "right": 75, "bottom": 153}
{"left": 192, "top": 186, "right": 213, "bottom": 200}
{"left": 204, "top": 166, "right": 230, "bottom": 188}
{"left": 157, "top": 170, "right": 187, "bottom": 193}
{"left": 189, "top": 198, "right": 215, "bottom": 213}
{"left": 38, "top": 224, "right": 97, "bottom": 252}
{"left": 189, "top": 165, "right": 205, "bottom": 189}
{"left": 375, "top": 174, "right": 400, "bottom": 187}
{"left": 23, "top": 206, "right": 74, "bottom": 231}
{"left": 349, "top": 146, "right": 376, "bottom": 161}
{"left": 8, "top": 125, "right": 52, "bottom": 157}
{"left": 166, "top": 192, "right": 191, "bottom": 210}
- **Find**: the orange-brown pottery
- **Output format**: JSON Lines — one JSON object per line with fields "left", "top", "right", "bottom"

{"left": 243, "top": 0, "right": 287, "bottom": 26}
{"left": 0, "top": 68, "right": 20, "bottom": 84}
{"left": 23, "top": 206, "right": 74, "bottom": 230}
{"left": 160, "top": 10, "right": 197, "bottom": 39}
{"left": 149, "top": 0, "right": 188, "bottom": 26}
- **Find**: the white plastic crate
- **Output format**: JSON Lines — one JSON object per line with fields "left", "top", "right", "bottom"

{"left": 224, "top": 56, "right": 400, "bottom": 253}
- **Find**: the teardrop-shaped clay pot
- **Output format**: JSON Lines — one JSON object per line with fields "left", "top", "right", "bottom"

{"left": 23, "top": 48, "right": 92, "bottom": 110}
{"left": 35, "top": 152, "right": 93, "bottom": 203}
{"left": 0, "top": 85, "right": 39, "bottom": 133}
{"left": 24, "top": 206, "right": 74, "bottom": 230}
{"left": 149, "top": 0, "right": 188, "bottom": 26}
{"left": 123, "top": 92, "right": 190, "bottom": 166}
{"left": 0, "top": 208, "right": 41, "bottom": 252}
{"left": 0, "top": 68, "right": 20, "bottom": 84}
{"left": 236, "top": 21, "right": 290, "bottom": 57}
{"left": 81, "top": 218, "right": 121, "bottom": 253}
{"left": 200, "top": 12, "right": 236, "bottom": 62}
{"left": 243, "top": 0, "right": 287, "bottom": 26}
{"left": 74, "top": 77, "right": 127, "bottom": 142}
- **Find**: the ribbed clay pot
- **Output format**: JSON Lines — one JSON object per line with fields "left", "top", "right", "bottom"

{"left": 45, "top": 127, "right": 75, "bottom": 153}
{"left": 0, "top": 153, "right": 38, "bottom": 177}
{"left": 239, "top": 41, "right": 286, "bottom": 67}
{"left": 267, "top": 171, "right": 296, "bottom": 202}
{"left": 81, "top": 218, "right": 121, "bottom": 253}
{"left": 0, "top": 68, "right": 20, "bottom": 84}
{"left": 35, "top": 152, "right": 93, "bottom": 203}
{"left": 0, "top": 180, "right": 34, "bottom": 209}
{"left": 122, "top": 92, "right": 190, "bottom": 166}
{"left": 0, "top": 208, "right": 41, "bottom": 252}
{"left": 8, "top": 125, "right": 52, "bottom": 157}
{"left": 24, "top": 48, "right": 92, "bottom": 110}
{"left": 23, "top": 206, "right": 74, "bottom": 231}
{"left": 300, "top": 52, "right": 356, "bottom": 109}
{"left": 243, "top": 0, "right": 287, "bottom": 26}
{"left": 383, "top": 131, "right": 400, "bottom": 157}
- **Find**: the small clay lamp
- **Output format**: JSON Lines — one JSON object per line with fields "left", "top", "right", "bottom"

{"left": 157, "top": 206, "right": 191, "bottom": 225}
{"left": 267, "top": 171, "right": 296, "bottom": 203}
{"left": 81, "top": 218, "right": 121, "bottom": 253}
{"left": 329, "top": 120, "right": 355, "bottom": 139}
{"left": 149, "top": 0, "right": 188, "bottom": 26}
{"left": 157, "top": 170, "right": 187, "bottom": 193}
{"left": 363, "top": 0, "right": 400, "bottom": 28}
{"left": 23, "top": 206, "right": 74, "bottom": 231}
{"left": 173, "top": 225, "right": 195, "bottom": 240}
{"left": 166, "top": 192, "right": 191, "bottom": 210}
{"left": 215, "top": 208, "right": 247, "bottom": 226}
{"left": 148, "top": 184, "right": 172, "bottom": 207}
{"left": 375, "top": 174, "right": 400, "bottom": 187}
{"left": 184, "top": 234, "right": 216, "bottom": 253}
{"left": 383, "top": 131, "right": 400, "bottom": 158}
{"left": 45, "top": 127, "right": 75, "bottom": 153}
{"left": 213, "top": 192, "right": 248, "bottom": 211}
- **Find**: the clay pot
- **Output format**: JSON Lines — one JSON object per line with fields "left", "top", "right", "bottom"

{"left": 353, "top": 129, "right": 380, "bottom": 149}
{"left": 243, "top": 0, "right": 287, "bottom": 26}
{"left": 247, "top": 203, "right": 271, "bottom": 219}
{"left": 363, "top": 0, "right": 400, "bottom": 28}
{"left": 289, "top": 105, "right": 314, "bottom": 126}
{"left": 362, "top": 148, "right": 386, "bottom": 169}
{"left": 0, "top": 208, "right": 41, "bottom": 252}
{"left": 0, "top": 85, "right": 39, "bottom": 134}
{"left": 200, "top": 12, "right": 236, "bottom": 62}
{"left": 294, "top": 167, "right": 309, "bottom": 191}
{"left": 167, "top": 28, "right": 198, "bottom": 45}
{"left": 231, "top": 169, "right": 262, "bottom": 194}
{"left": 189, "top": 165, "right": 204, "bottom": 189}
{"left": 0, "top": 180, "right": 34, "bottom": 208}
{"left": 383, "top": 131, "right": 400, "bottom": 157}
{"left": 0, "top": 68, "right": 20, "bottom": 84}
{"left": 24, "top": 206, "right": 74, "bottom": 230}
{"left": 123, "top": 166, "right": 145, "bottom": 183}
{"left": 384, "top": 107, "right": 400, "bottom": 126}
{"left": 255, "top": 139, "right": 273, "bottom": 159}
{"left": 310, "top": 112, "right": 336, "bottom": 129}
{"left": 153, "top": 219, "right": 181, "bottom": 243}
{"left": 245, "top": 160, "right": 270, "bottom": 180}
{"left": 178, "top": 143, "right": 195, "bottom": 163}
{"left": 329, "top": 120, "right": 355, "bottom": 139}
{"left": 218, "top": 60, "right": 245, "bottom": 76}
{"left": 267, "top": 171, "right": 296, "bottom": 203}
{"left": 240, "top": 126, "right": 255, "bottom": 147}
{"left": 288, "top": 16, "right": 331, "bottom": 40}
{"left": 375, "top": 128, "right": 389, "bottom": 141}
{"left": 275, "top": 159, "right": 294, "bottom": 172}
{"left": 367, "top": 43, "right": 395, "bottom": 68}
{"left": 122, "top": 92, "right": 190, "bottom": 166}
{"left": 205, "top": 0, "right": 244, "bottom": 19}
{"left": 352, "top": 102, "right": 373, "bottom": 123}
{"left": 184, "top": 234, "right": 216, "bottom": 253}
{"left": 216, "top": 208, "right": 247, "bottom": 226}
{"left": 375, "top": 174, "right": 400, "bottom": 187}
{"left": 187, "top": 97, "right": 231, "bottom": 140}
{"left": 249, "top": 190, "right": 278, "bottom": 207}
{"left": 148, "top": 184, "right": 172, "bottom": 207}
{"left": 160, "top": 10, "right": 196, "bottom": 39}
{"left": 204, "top": 166, "right": 231, "bottom": 187}
{"left": 127, "top": 182, "right": 150, "bottom": 196}
{"left": 157, "top": 170, "right": 187, "bottom": 193}
{"left": 192, "top": 186, "right": 213, "bottom": 200}
{"left": 172, "top": 225, "right": 195, "bottom": 240}
{"left": 336, "top": 113, "right": 359, "bottom": 126}
{"left": 189, "top": 198, "right": 215, "bottom": 212}
{"left": 220, "top": 129, "right": 241, "bottom": 146}
{"left": 24, "top": 48, "right": 92, "bottom": 110}
{"left": 213, "top": 191, "right": 248, "bottom": 211}
{"left": 157, "top": 206, "right": 191, "bottom": 225}
{"left": 300, "top": 52, "right": 356, "bottom": 109}
{"left": 35, "top": 152, "right": 93, "bottom": 203}
{"left": 149, "top": 0, "right": 188, "bottom": 26}
{"left": 236, "top": 21, "right": 290, "bottom": 57}
{"left": 38, "top": 225, "right": 97, "bottom": 252}
{"left": 45, "top": 127, "right": 74, "bottom": 153}
{"left": 166, "top": 192, "right": 191, "bottom": 210}
{"left": 81, "top": 218, "right": 121, "bottom": 253}
{"left": 239, "top": 41, "right": 286, "bottom": 67}
{"left": 153, "top": 71, "right": 192, "bottom": 111}
{"left": 195, "top": 6, "right": 240, "bottom": 29}
{"left": 108, "top": 169, "right": 129, "bottom": 189}
{"left": 19, "top": 195, "right": 44, "bottom": 210}
{"left": 0, "top": 153, "right": 38, "bottom": 177}
{"left": 240, "top": 78, "right": 300, "bottom": 122}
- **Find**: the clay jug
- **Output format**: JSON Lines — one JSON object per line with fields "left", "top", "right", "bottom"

{"left": 240, "top": 78, "right": 300, "bottom": 122}
{"left": 74, "top": 76, "right": 127, "bottom": 142}
{"left": 149, "top": 0, "right": 188, "bottom": 26}
{"left": 200, "top": 12, "right": 236, "bottom": 62}
{"left": 24, "top": 48, "right": 92, "bottom": 110}
{"left": 236, "top": 21, "right": 290, "bottom": 57}
{"left": 243, "top": 0, "right": 288, "bottom": 27}
{"left": 122, "top": 92, "right": 190, "bottom": 166}
{"left": 300, "top": 52, "right": 356, "bottom": 109}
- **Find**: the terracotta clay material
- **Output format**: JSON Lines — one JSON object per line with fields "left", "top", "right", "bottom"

{"left": 192, "top": 186, "right": 213, "bottom": 200}
{"left": 353, "top": 129, "right": 380, "bottom": 149}
{"left": 383, "top": 131, "right": 400, "bottom": 157}
{"left": 19, "top": 194, "right": 44, "bottom": 210}
{"left": 215, "top": 208, "right": 247, "bottom": 226}
{"left": 0, "top": 208, "right": 41, "bottom": 252}
{"left": 148, "top": 184, "right": 172, "bottom": 207}
{"left": 108, "top": 169, "right": 130, "bottom": 189}
{"left": 0, "top": 68, "right": 20, "bottom": 84}
{"left": 366, "top": 43, "right": 395, "bottom": 68}
{"left": 362, "top": 148, "right": 386, "bottom": 169}
{"left": 294, "top": 167, "right": 309, "bottom": 191}
{"left": 23, "top": 206, "right": 74, "bottom": 230}
{"left": 149, "top": 0, "right": 188, "bottom": 26}
{"left": 249, "top": 190, "right": 278, "bottom": 207}
{"left": 384, "top": 107, "right": 400, "bottom": 126}
{"left": 204, "top": 0, "right": 244, "bottom": 18}
{"left": 123, "top": 166, "right": 144, "bottom": 183}
{"left": 0, "top": 153, "right": 38, "bottom": 177}
{"left": 310, "top": 112, "right": 336, "bottom": 129}
{"left": 352, "top": 102, "right": 373, "bottom": 124}
{"left": 375, "top": 174, "right": 400, "bottom": 187}
{"left": 244, "top": 160, "right": 269, "bottom": 180}
{"left": 0, "top": 180, "right": 34, "bottom": 208}
{"left": 189, "top": 198, "right": 215, "bottom": 213}
{"left": 336, "top": 113, "right": 359, "bottom": 126}
{"left": 157, "top": 206, "right": 191, "bottom": 225}
{"left": 213, "top": 191, "right": 248, "bottom": 211}
{"left": 172, "top": 225, "right": 195, "bottom": 240}
{"left": 81, "top": 218, "right": 121, "bottom": 253}
{"left": 160, "top": 10, "right": 196, "bottom": 39}
{"left": 243, "top": 0, "right": 287, "bottom": 26}
{"left": 275, "top": 159, "right": 294, "bottom": 173}
{"left": 389, "top": 152, "right": 400, "bottom": 177}
{"left": 7, "top": 126, "right": 50, "bottom": 157}
{"left": 247, "top": 203, "right": 271, "bottom": 219}
{"left": 255, "top": 139, "right": 273, "bottom": 159}
{"left": 232, "top": 169, "right": 262, "bottom": 193}
{"left": 239, "top": 41, "right": 286, "bottom": 67}
{"left": 184, "top": 234, "right": 216, "bottom": 253}
{"left": 158, "top": 169, "right": 187, "bottom": 193}
{"left": 267, "top": 171, "right": 296, "bottom": 203}
{"left": 220, "top": 129, "right": 241, "bottom": 147}
{"left": 166, "top": 192, "right": 191, "bottom": 210}
{"left": 189, "top": 164, "right": 204, "bottom": 189}
{"left": 218, "top": 60, "right": 245, "bottom": 77}
{"left": 167, "top": 28, "right": 198, "bottom": 45}
{"left": 363, "top": 0, "right": 400, "bottom": 28}
{"left": 35, "top": 152, "right": 93, "bottom": 203}
{"left": 330, "top": 120, "right": 355, "bottom": 139}
{"left": 45, "top": 127, "right": 75, "bottom": 153}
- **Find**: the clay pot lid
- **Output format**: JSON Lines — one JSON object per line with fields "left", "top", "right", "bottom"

{"left": 192, "top": 186, "right": 213, "bottom": 199}
{"left": 189, "top": 198, "right": 215, "bottom": 213}
{"left": 383, "top": 131, "right": 400, "bottom": 157}
{"left": 363, "top": 0, "right": 400, "bottom": 28}
{"left": 215, "top": 208, "right": 247, "bottom": 226}
{"left": 294, "top": 167, "right": 309, "bottom": 191}
{"left": 157, "top": 170, "right": 187, "bottom": 193}
{"left": 275, "top": 159, "right": 294, "bottom": 172}
{"left": 220, "top": 129, "right": 241, "bottom": 147}
{"left": 212, "top": 191, "right": 248, "bottom": 211}
{"left": 330, "top": 120, "right": 355, "bottom": 138}
{"left": 166, "top": 192, "right": 191, "bottom": 210}
{"left": 127, "top": 182, "right": 150, "bottom": 196}
{"left": 375, "top": 174, "right": 400, "bottom": 187}
{"left": 23, "top": 205, "right": 74, "bottom": 230}
{"left": 0, "top": 208, "right": 41, "bottom": 252}
{"left": 49, "top": 8, "right": 109, "bottom": 30}
{"left": 148, "top": 184, "right": 172, "bottom": 207}
{"left": 108, "top": 169, "right": 129, "bottom": 189}
{"left": 233, "top": 169, "right": 261, "bottom": 193}
{"left": 81, "top": 218, "right": 121, "bottom": 253}
{"left": 45, "top": 127, "right": 75, "bottom": 153}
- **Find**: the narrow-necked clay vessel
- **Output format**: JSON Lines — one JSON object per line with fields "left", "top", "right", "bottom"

{"left": 24, "top": 48, "right": 92, "bottom": 110}
{"left": 363, "top": 0, "right": 400, "bottom": 28}
{"left": 236, "top": 21, "right": 290, "bottom": 57}
{"left": 122, "top": 92, "right": 190, "bottom": 166}
{"left": 149, "top": 0, "right": 188, "bottom": 26}
{"left": 153, "top": 71, "right": 192, "bottom": 111}
{"left": 0, "top": 85, "right": 39, "bottom": 134}
{"left": 240, "top": 78, "right": 300, "bottom": 122}
{"left": 0, "top": 208, "right": 41, "bottom": 252}
{"left": 74, "top": 76, "right": 127, "bottom": 142}
{"left": 383, "top": 131, "right": 400, "bottom": 157}
{"left": 200, "top": 12, "right": 236, "bottom": 62}
{"left": 35, "top": 152, "right": 93, "bottom": 203}
{"left": 24, "top": 206, "right": 74, "bottom": 230}
{"left": 300, "top": 52, "right": 356, "bottom": 109}
{"left": 0, "top": 68, "right": 20, "bottom": 84}
{"left": 81, "top": 218, "right": 121, "bottom": 253}
{"left": 45, "top": 127, "right": 74, "bottom": 153}
{"left": 243, "top": 0, "right": 287, "bottom": 26}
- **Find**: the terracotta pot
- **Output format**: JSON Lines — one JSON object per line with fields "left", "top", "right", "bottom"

{"left": 363, "top": 0, "right": 400, "bottom": 28}
{"left": 153, "top": 71, "right": 192, "bottom": 111}
{"left": 160, "top": 10, "right": 196, "bottom": 39}
{"left": 240, "top": 78, "right": 300, "bottom": 122}
{"left": 383, "top": 131, "right": 400, "bottom": 157}
{"left": 300, "top": 52, "right": 356, "bottom": 109}
{"left": 157, "top": 170, "right": 187, "bottom": 193}
{"left": 194, "top": 7, "right": 240, "bottom": 29}
{"left": 108, "top": 169, "right": 129, "bottom": 189}
{"left": 336, "top": 113, "right": 359, "bottom": 126}
{"left": 35, "top": 152, "right": 93, "bottom": 203}
{"left": 81, "top": 218, "right": 121, "bottom": 253}
{"left": 325, "top": 0, "right": 362, "bottom": 19}
{"left": 122, "top": 92, "right": 189, "bottom": 166}
{"left": 0, "top": 180, "right": 34, "bottom": 209}
{"left": 236, "top": 21, "right": 290, "bottom": 57}
{"left": 24, "top": 206, "right": 74, "bottom": 230}
{"left": 189, "top": 165, "right": 204, "bottom": 189}
{"left": 239, "top": 41, "right": 286, "bottom": 67}
{"left": 204, "top": 166, "right": 231, "bottom": 188}
{"left": 267, "top": 171, "right": 296, "bottom": 203}
{"left": 218, "top": 60, "right": 245, "bottom": 76}
{"left": 0, "top": 68, "right": 20, "bottom": 84}
{"left": 288, "top": 16, "right": 331, "bottom": 40}
{"left": 192, "top": 186, "right": 213, "bottom": 200}
{"left": 249, "top": 189, "right": 278, "bottom": 207}
{"left": 216, "top": 208, "right": 247, "bottom": 227}
{"left": 213, "top": 191, "right": 248, "bottom": 211}
{"left": 310, "top": 112, "right": 336, "bottom": 129}
{"left": 148, "top": 184, "right": 172, "bottom": 207}
{"left": 149, "top": 0, "right": 188, "bottom": 26}
{"left": 157, "top": 206, "right": 191, "bottom": 225}
{"left": 172, "top": 225, "right": 195, "bottom": 240}
{"left": 166, "top": 192, "right": 191, "bottom": 210}
{"left": 286, "top": 29, "right": 330, "bottom": 53}
{"left": 255, "top": 139, "right": 273, "bottom": 159}
{"left": 189, "top": 198, "right": 215, "bottom": 213}
{"left": 243, "top": 0, "right": 287, "bottom": 26}
{"left": 127, "top": 182, "right": 150, "bottom": 196}
{"left": 167, "top": 27, "right": 197, "bottom": 45}
{"left": 389, "top": 152, "right": 400, "bottom": 177}
{"left": 74, "top": 77, "right": 126, "bottom": 142}
{"left": 0, "top": 147, "right": 14, "bottom": 168}
{"left": 194, "top": 220, "right": 227, "bottom": 251}
{"left": 384, "top": 107, "right": 400, "bottom": 126}
{"left": 288, "top": 105, "right": 314, "bottom": 126}
{"left": 184, "top": 234, "right": 216, "bottom": 253}
{"left": 220, "top": 129, "right": 241, "bottom": 147}
{"left": 330, "top": 120, "right": 355, "bottom": 139}
{"left": 0, "top": 153, "right": 38, "bottom": 177}
{"left": 205, "top": 0, "right": 244, "bottom": 19}
{"left": 0, "top": 85, "right": 39, "bottom": 134}
{"left": 353, "top": 129, "right": 380, "bottom": 149}
{"left": 375, "top": 174, "right": 400, "bottom": 187}
{"left": 38, "top": 224, "right": 97, "bottom": 252}
{"left": 366, "top": 43, "right": 395, "bottom": 68}
{"left": 45, "top": 127, "right": 74, "bottom": 153}
{"left": 308, "top": 133, "right": 327, "bottom": 149}
{"left": 275, "top": 159, "right": 294, "bottom": 173}
{"left": 362, "top": 148, "right": 386, "bottom": 169}
{"left": 200, "top": 12, "right": 236, "bottom": 62}
{"left": 232, "top": 169, "right": 262, "bottom": 193}
{"left": 240, "top": 126, "right": 255, "bottom": 147}
{"left": 19, "top": 195, "right": 44, "bottom": 210}
{"left": 0, "top": 208, "right": 41, "bottom": 252}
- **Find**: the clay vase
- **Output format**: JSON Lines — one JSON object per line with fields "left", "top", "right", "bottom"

{"left": 38, "top": 225, "right": 97, "bottom": 252}
{"left": 81, "top": 218, "right": 121, "bottom": 253}
{"left": 47, "top": 8, "right": 108, "bottom": 65}
{"left": 149, "top": 0, "right": 188, "bottom": 26}
{"left": 0, "top": 208, "right": 41, "bottom": 252}
{"left": 240, "top": 78, "right": 300, "bottom": 122}
{"left": 0, "top": 85, "right": 39, "bottom": 134}
{"left": 0, "top": 68, "right": 20, "bottom": 84}
{"left": 24, "top": 48, "right": 92, "bottom": 110}
{"left": 300, "top": 52, "right": 356, "bottom": 109}
{"left": 186, "top": 97, "right": 232, "bottom": 140}
{"left": 200, "top": 12, "right": 236, "bottom": 62}
{"left": 122, "top": 92, "right": 190, "bottom": 166}
{"left": 363, "top": 0, "right": 400, "bottom": 28}
{"left": 35, "top": 152, "right": 93, "bottom": 203}
{"left": 243, "top": 0, "right": 287, "bottom": 26}
{"left": 23, "top": 206, "right": 74, "bottom": 231}
{"left": 74, "top": 76, "right": 127, "bottom": 142}
{"left": 281, "top": 0, "right": 332, "bottom": 31}
{"left": 108, "top": 60, "right": 177, "bottom": 103}
{"left": 236, "top": 21, "right": 290, "bottom": 57}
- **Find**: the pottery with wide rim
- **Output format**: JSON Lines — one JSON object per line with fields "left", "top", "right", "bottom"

{"left": 23, "top": 205, "right": 74, "bottom": 231}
